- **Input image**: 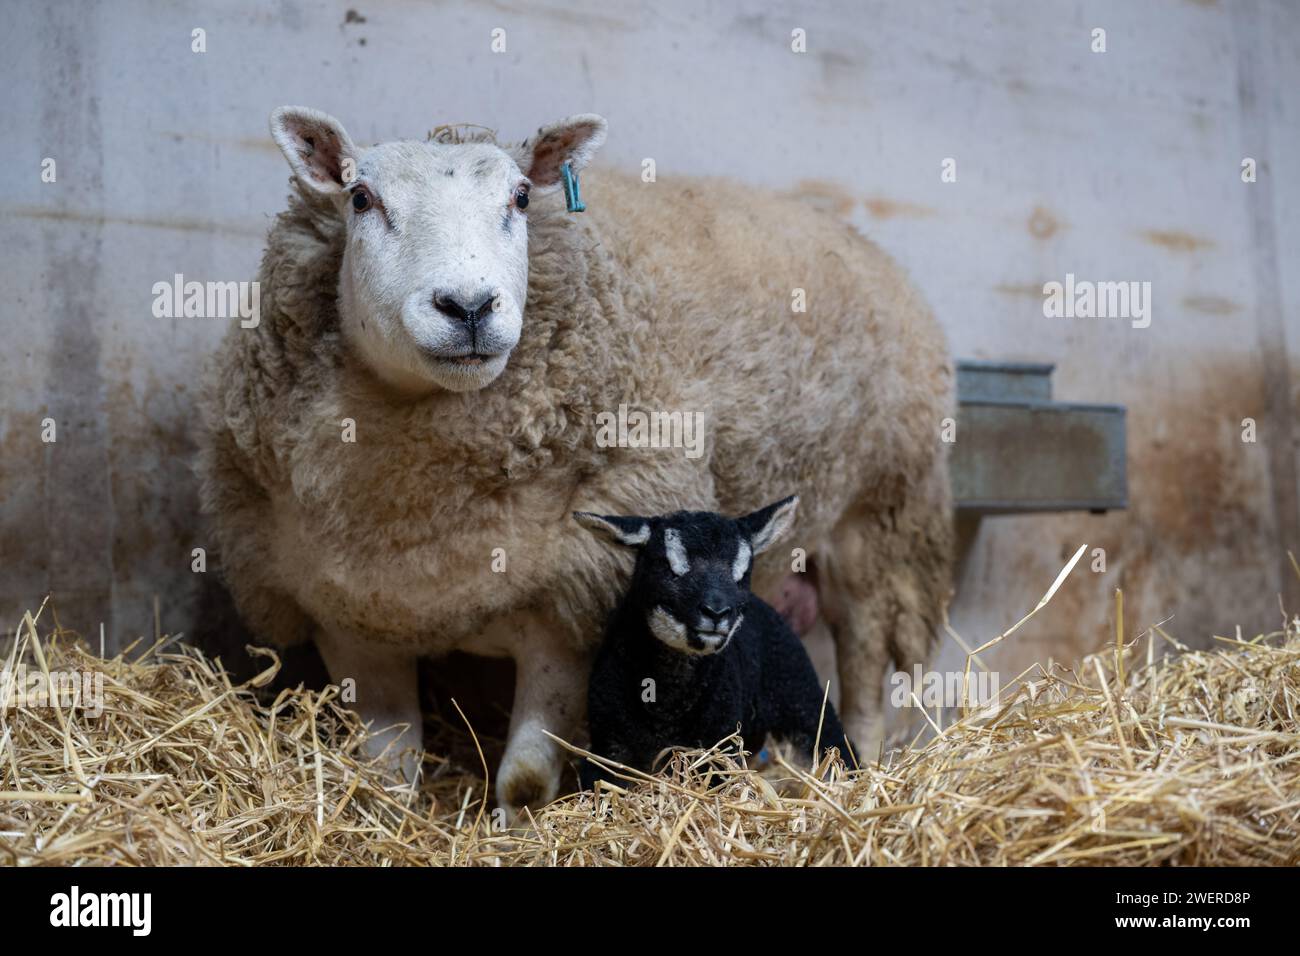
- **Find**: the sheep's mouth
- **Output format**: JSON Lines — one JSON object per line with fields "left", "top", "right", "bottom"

{"left": 685, "top": 630, "right": 731, "bottom": 654}
{"left": 685, "top": 615, "right": 743, "bottom": 654}
{"left": 436, "top": 352, "right": 496, "bottom": 367}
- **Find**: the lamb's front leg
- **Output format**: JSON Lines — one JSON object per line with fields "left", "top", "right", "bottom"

{"left": 315, "top": 629, "right": 422, "bottom": 782}
{"left": 496, "top": 632, "right": 589, "bottom": 818}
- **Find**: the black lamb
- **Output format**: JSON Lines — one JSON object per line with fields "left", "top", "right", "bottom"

{"left": 574, "top": 495, "right": 858, "bottom": 789}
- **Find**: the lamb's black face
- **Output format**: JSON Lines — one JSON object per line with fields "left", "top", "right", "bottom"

{"left": 574, "top": 496, "right": 800, "bottom": 657}
{"left": 635, "top": 514, "right": 755, "bottom": 655}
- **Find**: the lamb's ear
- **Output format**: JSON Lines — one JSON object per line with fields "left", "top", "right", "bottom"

{"left": 270, "top": 106, "right": 357, "bottom": 197}
{"left": 511, "top": 114, "right": 607, "bottom": 191}
{"left": 573, "top": 511, "right": 651, "bottom": 548}
{"left": 738, "top": 496, "right": 799, "bottom": 555}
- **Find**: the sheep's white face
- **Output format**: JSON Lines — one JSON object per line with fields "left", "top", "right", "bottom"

{"left": 270, "top": 107, "right": 606, "bottom": 394}
{"left": 337, "top": 140, "right": 528, "bottom": 393}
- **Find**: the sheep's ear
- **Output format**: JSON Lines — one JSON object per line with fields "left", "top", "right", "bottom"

{"left": 573, "top": 511, "right": 651, "bottom": 548}
{"left": 511, "top": 114, "right": 607, "bottom": 192}
{"left": 738, "top": 496, "right": 799, "bottom": 555}
{"left": 270, "top": 106, "right": 357, "bottom": 197}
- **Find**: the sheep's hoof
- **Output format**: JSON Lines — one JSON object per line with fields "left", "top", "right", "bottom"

{"left": 497, "top": 766, "right": 558, "bottom": 819}
{"left": 360, "top": 727, "right": 421, "bottom": 785}
{"left": 843, "top": 715, "right": 884, "bottom": 763}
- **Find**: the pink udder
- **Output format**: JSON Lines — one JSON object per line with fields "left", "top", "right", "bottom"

{"left": 769, "top": 572, "right": 819, "bottom": 636}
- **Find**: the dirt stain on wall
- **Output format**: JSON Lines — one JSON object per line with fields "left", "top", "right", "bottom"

{"left": 786, "top": 180, "right": 937, "bottom": 222}
{"left": 34, "top": 4, "right": 114, "bottom": 642}
{"left": 787, "top": 179, "right": 857, "bottom": 218}
{"left": 862, "top": 197, "right": 936, "bottom": 220}
{"left": 1027, "top": 206, "right": 1061, "bottom": 240}
{"left": 1140, "top": 229, "right": 1215, "bottom": 253}
{"left": 1182, "top": 295, "right": 1242, "bottom": 315}
{"left": 103, "top": 354, "right": 206, "bottom": 646}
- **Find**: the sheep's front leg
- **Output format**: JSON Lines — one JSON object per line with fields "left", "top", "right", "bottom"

{"left": 315, "top": 629, "right": 422, "bottom": 782}
{"left": 496, "top": 633, "right": 588, "bottom": 818}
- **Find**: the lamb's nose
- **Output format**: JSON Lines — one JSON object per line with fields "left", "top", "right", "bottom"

{"left": 433, "top": 290, "right": 497, "bottom": 324}
{"left": 700, "top": 601, "right": 732, "bottom": 623}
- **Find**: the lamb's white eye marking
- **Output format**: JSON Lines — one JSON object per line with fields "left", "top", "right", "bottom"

{"left": 732, "top": 538, "right": 752, "bottom": 582}
{"left": 663, "top": 528, "right": 690, "bottom": 576}
{"left": 623, "top": 523, "right": 651, "bottom": 546}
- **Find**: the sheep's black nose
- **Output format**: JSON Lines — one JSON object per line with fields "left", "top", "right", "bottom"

{"left": 700, "top": 601, "right": 733, "bottom": 623}
{"left": 433, "top": 290, "right": 497, "bottom": 324}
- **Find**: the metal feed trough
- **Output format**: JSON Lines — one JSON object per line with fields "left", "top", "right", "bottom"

{"left": 951, "top": 360, "right": 1126, "bottom": 564}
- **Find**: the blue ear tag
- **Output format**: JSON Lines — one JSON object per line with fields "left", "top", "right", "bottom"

{"left": 561, "top": 162, "right": 586, "bottom": 213}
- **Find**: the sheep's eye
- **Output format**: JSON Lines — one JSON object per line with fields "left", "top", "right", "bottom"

{"left": 513, "top": 185, "right": 530, "bottom": 210}
{"left": 351, "top": 188, "right": 372, "bottom": 213}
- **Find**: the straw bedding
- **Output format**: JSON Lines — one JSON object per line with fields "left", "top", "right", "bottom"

{"left": 2, "top": 580, "right": 1298, "bottom": 866}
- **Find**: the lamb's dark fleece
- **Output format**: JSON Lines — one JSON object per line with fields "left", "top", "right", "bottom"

{"left": 574, "top": 496, "right": 858, "bottom": 788}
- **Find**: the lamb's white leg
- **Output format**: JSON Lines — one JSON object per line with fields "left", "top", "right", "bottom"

{"left": 496, "top": 634, "right": 588, "bottom": 818}
{"left": 315, "top": 630, "right": 422, "bottom": 782}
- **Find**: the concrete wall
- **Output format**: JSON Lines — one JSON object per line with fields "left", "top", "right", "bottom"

{"left": 2, "top": 0, "right": 1296, "bottom": 684}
